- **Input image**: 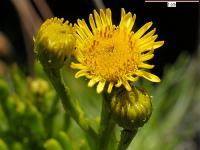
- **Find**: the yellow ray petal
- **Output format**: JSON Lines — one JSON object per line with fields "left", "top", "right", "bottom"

{"left": 134, "top": 22, "right": 153, "bottom": 39}
{"left": 94, "top": 10, "right": 102, "bottom": 30}
{"left": 121, "top": 8, "right": 126, "bottom": 19}
{"left": 122, "top": 79, "right": 131, "bottom": 91}
{"left": 107, "top": 82, "right": 114, "bottom": 93}
{"left": 152, "top": 41, "right": 165, "bottom": 49}
{"left": 140, "top": 41, "right": 164, "bottom": 51}
{"left": 138, "top": 34, "right": 158, "bottom": 46}
{"left": 71, "top": 62, "right": 87, "bottom": 69}
{"left": 120, "top": 12, "right": 136, "bottom": 33}
{"left": 140, "top": 54, "right": 154, "bottom": 61}
{"left": 138, "top": 63, "right": 154, "bottom": 69}
{"left": 89, "top": 14, "right": 97, "bottom": 34}
{"left": 75, "top": 24, "right": 88, "bottom": 40}
{"left": 127, "top": 14, "right": 136, "bottom": 33}
{"left": 74, "top": 33, "right": 84, "bottom": 44}
{"left": 74, "top": 38, "right": 85, "bottom": 50}
{"left": 126, "top": 75, "right": 138, "bottom": 82}
{"left": 100, "top": 9, "right": 107, "bottom": 26}
{"left": 88, "top": 76, "right": 101, "bottom": 87}
{"left": 96, "top": 80, "right": 106, "bottom": 94}
{"left": 105, "top": 8, "right": 112, "bottom": 26}
{"left": 135, "top": 70, "right": 160, "bottom": 82}
{"left": 115, "top": 79, "right": 123, "bottom": 87}
{"left": 73, "top": 50, "right": 84, "bottom": 62}
{"left": 139, "top": 42, "right": 154, "bottom": 51}
{"left": 75, "top": 70, "right": 88, "bottom": 78}
{"left": 85, "top": 74, "right": 93, "bottom": 79}
{"left": 119, "top": 12, "right": 132, "bottom": 30}
{"left": 140, "top": 28, "right": 156, "bottom": 41}
{"left": 77, "top": 19, "right": 93, "bottom": 37}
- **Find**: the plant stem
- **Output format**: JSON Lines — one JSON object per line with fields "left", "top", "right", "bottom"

{"left": 98, "top": 93, "right": 115, "bottom": 150}
{"left": 44, "top": 68, "right": 97, "bottom": 149}
{"left": 117, "top": 129, "right": 138, "bottom": 150}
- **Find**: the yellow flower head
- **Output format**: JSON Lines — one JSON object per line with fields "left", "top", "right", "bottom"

{"left": 71, "top": 8, "right": 164, "bottom": 94}
{"left": 34, "top": 18, "right": 75, "bottom": 69}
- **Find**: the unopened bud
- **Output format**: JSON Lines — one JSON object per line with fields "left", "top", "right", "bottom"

{"left": 29, "top": 78, "right": 49, "bottom": 96}
{"left": 111, "top": 87, "right": 152, "bottom": 129}
{"left": 44, "top": 139, "right": 63, "bottom": 150}
{"left": 34, "top": 18, "right": 76, "bottom": 69}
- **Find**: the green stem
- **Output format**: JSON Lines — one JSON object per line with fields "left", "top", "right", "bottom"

{"left": 44, "top": 68, "right": 97, "bottom": 149}
{"left": 98, "top": 93, "right": 115, "bottom": 150}
{"left": 117, "top": 129, "right": 138, "bottom": 150}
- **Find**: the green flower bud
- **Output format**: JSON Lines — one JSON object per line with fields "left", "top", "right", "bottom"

{"left": 34, "top": 18, "right": 76, "bottom": 69}
{"left": 111, "top": 86, "right": 152, "bottom": 129}
{"left": 6, "top": 96, "right": 26, "bottom": 115}
{"left": 44, "top": 139, "right": 63, "bottom": 150}
{"left": 16, "top": 100, "right": 26, "bottom": 115}
{"left": 29, "top": 78, "right": 49, "bottom": 96}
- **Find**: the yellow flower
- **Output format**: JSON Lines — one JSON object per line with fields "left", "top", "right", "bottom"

{"left": 34, "top": 18, "right": 75, "bottom": 69}
{"left": 71, "top": 8, "right": 164, "bottom": 94}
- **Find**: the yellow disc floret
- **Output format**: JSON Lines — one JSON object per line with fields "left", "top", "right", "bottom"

{"left": 71, "top": 8, "right": 164, "bottom": 94}
{"left": 34, "top": 17, "right": 75, "bottom": 69}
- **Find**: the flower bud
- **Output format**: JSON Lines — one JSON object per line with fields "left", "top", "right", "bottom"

{"left": 34, "top": 18, "right": 76, "bottom": 69}
{"left": 44, "top": 139, "right": 63, "bottom": 150}
{"left": 16, "top": 100, "right": 26, "bottom": 115}
{"left": 111, "top": 87, "right": 152, "bottom": 129}
{"left": 29, "top": 78, "right": 49, "bottom": 96}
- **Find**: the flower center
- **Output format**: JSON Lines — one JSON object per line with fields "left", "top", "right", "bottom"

{"left": 85, "top": 29, "right": 139, "bottom": 81}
